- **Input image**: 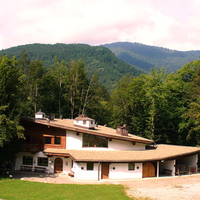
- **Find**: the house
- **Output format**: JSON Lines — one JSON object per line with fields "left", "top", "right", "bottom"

{"left": 15, "top": 113, "right": 200, "bottom": 180}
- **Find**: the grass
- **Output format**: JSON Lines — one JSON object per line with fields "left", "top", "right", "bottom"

{"left": 0, "top": 179, "right": 135, "bottom": 200}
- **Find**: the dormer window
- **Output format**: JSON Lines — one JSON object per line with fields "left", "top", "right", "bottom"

{"left": 35, "top": 109, "right": 46, "bottom": 119}
{"left": 74, "top": 114, "right": 95, "bottom": 129}
{"left": 116, "top": 125, "right": 128, "bottom": 136}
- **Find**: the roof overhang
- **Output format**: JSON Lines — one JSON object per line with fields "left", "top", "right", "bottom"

{"left": 21, "top": 117, "right": 154, "bottom": 144}
{"left": 44, "top": 145, "right": 200, "bottom": 163}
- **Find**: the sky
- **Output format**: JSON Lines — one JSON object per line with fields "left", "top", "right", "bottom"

{"left": 1, "top": 0, "right": 200, "bottom": 51}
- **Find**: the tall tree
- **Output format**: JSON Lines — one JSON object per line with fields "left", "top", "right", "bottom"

{"left": 0, "top": 56, "right": 24, "bottom": 173}
{"left": 178, "top": 60, "right": 200, "bottom": 145}
{"left": 44, "top": 57, "right": 68, "bottom": 117}
{"left": 65, "top": 60, "right": 89, "bottom": 119}
{"left": 18, "top": 52, "right": 45, "bottom": 115}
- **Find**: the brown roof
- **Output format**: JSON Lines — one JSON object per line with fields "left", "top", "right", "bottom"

{"left": 23, "top": 118, "right": 154, "bottom": 144}
{"left": 44, "top": 144, "right": 200, "bottom": 162}
{"left": 75, "top": 114, "right": 94, "bottom": 121}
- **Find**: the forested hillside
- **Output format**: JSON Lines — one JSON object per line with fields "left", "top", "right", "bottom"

{"left": 1, "top": 53, "right": 200, "bottom": 171}
{"left": 1, "top": 43, "right": 200, "bottom": 169}
{"left": 103, "top": 42, "right": 200, "bottom": 72}
{"left": 0, "top": 43, "right": 142, "bottom": 91}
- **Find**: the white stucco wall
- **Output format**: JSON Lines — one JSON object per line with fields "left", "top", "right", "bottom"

{"left": 66, "top": 130, "right": 83, "bottom": 149}
{"left": 66, "top": 130, "right": 146, "bottom": 151}
{"left": 159, "top": 160, "right": 176, "bottom": 176}
{"left": 74, "top": 120, "right": 95, "bottom": 129}
{"left": 72, "top": 162, "right": 99, "bottom": 180}
{"left": 15, "top": 153, "right": 73, "bottom": 174}
{"left": 15, "top": 151, "right": 51, "bottom": 172}
{"left": 72, "top": 162, "right": 143, "bottom": 180}
{"left": 47, "top": 156, "right": 72, "bottom": 174}
{"left": 109, "top": 163, "right": 142, "bottom": 179}
{"left": 108, "top": 139, "right": 145, "bottom": 151}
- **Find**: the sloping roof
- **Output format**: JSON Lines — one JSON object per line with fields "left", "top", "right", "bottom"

{"left": 35, "top": 109, "right": 45, "bottom": 115}
{"left": 75, "top": 114, "right": 94, "bottom": 121}
{"left": 44, "top": 144, "right": 200, "bottom": 162}
{"left": 22, "top": 118, "right": 154, "bottom": 144}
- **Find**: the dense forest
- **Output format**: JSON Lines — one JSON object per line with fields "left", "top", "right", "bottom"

{"left": 0, "top": 43, "right": 142, "bottom": 91}
{"left": 0, "top": 49, "right": 200, "bottom": 169}
{"left": 103, "top": 42, "right": 200, "bottom": 72}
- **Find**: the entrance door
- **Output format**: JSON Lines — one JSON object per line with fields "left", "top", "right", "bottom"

{"left": 54, "top": 158, "right": 63, "bottom": 173}
{"left": 142, "top": 162, "right": 155, "bottom": 178}
{"left": 101, "top": 163, "right": 109, "bottom": 179}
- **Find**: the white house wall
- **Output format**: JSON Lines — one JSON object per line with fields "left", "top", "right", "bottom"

{"left": 48, "top": 156, "right": 72, "bottom": 174}
{"left": 72, "top": 162, "right": 99, "bottom": 180}
{"left": 66, "top": 130, "right": 146, "bottom": 151}
{"left": 15, "top": 153, "right": 73, "bottom": 174}
{"left": 72, "top": 162, "right": 143, "bottom": 180}
{"left": 108, "top": 139, "right": 145, "bottom": 151}
{"left": 66, "top": 130, "right": 83, "bottom": 149}
{"left": 159, "top": 160, "right": 176, "bottom": 176}
{"left": 109, "top": 163, "right": 142, "bottom": 179}
{"left": 15, "top": 151, "right": 51, "bottom": 172}
{"left": 74, "top": 120, "right": 95, "bottom": 129}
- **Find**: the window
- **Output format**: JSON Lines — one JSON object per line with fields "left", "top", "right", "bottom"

{"left": 83, "top": 120, "right": 86, "bottom": 125}
{"left": 87, "top": 163, "right": 94, "bottom": 170}
{"left": 54, "top": 137, "right": 61, "bottom": 145}
{"left": 128, "top": 163, "right": 135, "bottom": 170}
{"left": 45, "top": 137, "right": 52, "bottom": 144}
{"left": 38, "top": 157, "right": 48, "bottom": 166}
{"left": 83, "top": 134, "right": 108, "bottom": 147}
{"left": 23, "top": 156, "right": 33, "bottom": 165}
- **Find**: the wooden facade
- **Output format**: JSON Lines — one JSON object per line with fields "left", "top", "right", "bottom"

{"left": 22, "top": 120, "right": 66, "bottom": 152}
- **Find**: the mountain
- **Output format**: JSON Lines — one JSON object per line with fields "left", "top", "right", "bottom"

{"left": 0, "top": 43, "right": 142, "bottom": 91}
{"left": 103, "top": 42, "right": 200, "bottom": 72}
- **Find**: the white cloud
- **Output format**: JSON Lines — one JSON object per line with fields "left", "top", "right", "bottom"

{"left": 0, "top": 0, "right": 200, "bottom": 50}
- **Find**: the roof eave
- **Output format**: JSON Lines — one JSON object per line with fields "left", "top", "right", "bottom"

{"left": 22, "top": 117, "right": 154, "bottom": 144}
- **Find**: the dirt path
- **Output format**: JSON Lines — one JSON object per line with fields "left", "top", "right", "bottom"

{"left": 120, "top": 174, "right": 200, "bottom": 200}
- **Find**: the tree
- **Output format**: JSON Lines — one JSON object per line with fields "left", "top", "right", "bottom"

{"left": 0, "top": 56, "right": 24, "bottom": 173}
{"left": 178, "top": 60, "right": 200, "bottom": 145}
{"left": 109, "top": 75, "right": 134, "bottom": 128}
{"left": 46, "top": 57, "right": 68, "bottom": 117}
{"left": 65, "top": 60, "right": 89, "bottom": 119}
{"left": 141, "top": 68, "right": 169, "bottom": 141}
{"left": 18, "top": 52, "right": 45, "bottom": 115}
{"left": 81, "top": 73, "right": 110, "bottom": 125}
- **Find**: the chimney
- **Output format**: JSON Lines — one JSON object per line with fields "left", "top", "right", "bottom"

{"left": 116, "top": 125, "right": 128, "bottom": 136}
{"left": 49, "top": 113, "right": 55, "bottom": 121}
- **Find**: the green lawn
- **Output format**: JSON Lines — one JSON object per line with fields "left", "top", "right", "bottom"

{"left": 0, "top": 179, "right": 134, "bottom": 200}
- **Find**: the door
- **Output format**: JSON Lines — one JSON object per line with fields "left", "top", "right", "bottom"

{"left": 142, "top": 162, "right": 155, "bottom": 178}
{"left": 101, "top": 163, "right": 109, "bottom": 179}
{"left": 54, "top": 158, "right": 63, "bottom": 173}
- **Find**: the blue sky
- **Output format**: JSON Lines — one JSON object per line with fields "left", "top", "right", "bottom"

{"left": 0, "top": 0, "right": 200, "bottom": 51}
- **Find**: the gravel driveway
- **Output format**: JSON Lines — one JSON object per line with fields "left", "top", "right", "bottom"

{"left": 121, "top": 174, "right": 200, "bottom": 200}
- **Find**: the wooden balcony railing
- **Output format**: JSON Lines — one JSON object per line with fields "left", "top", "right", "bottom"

{"left": 22, "top": 144, "right": 41, "bottom": 153}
